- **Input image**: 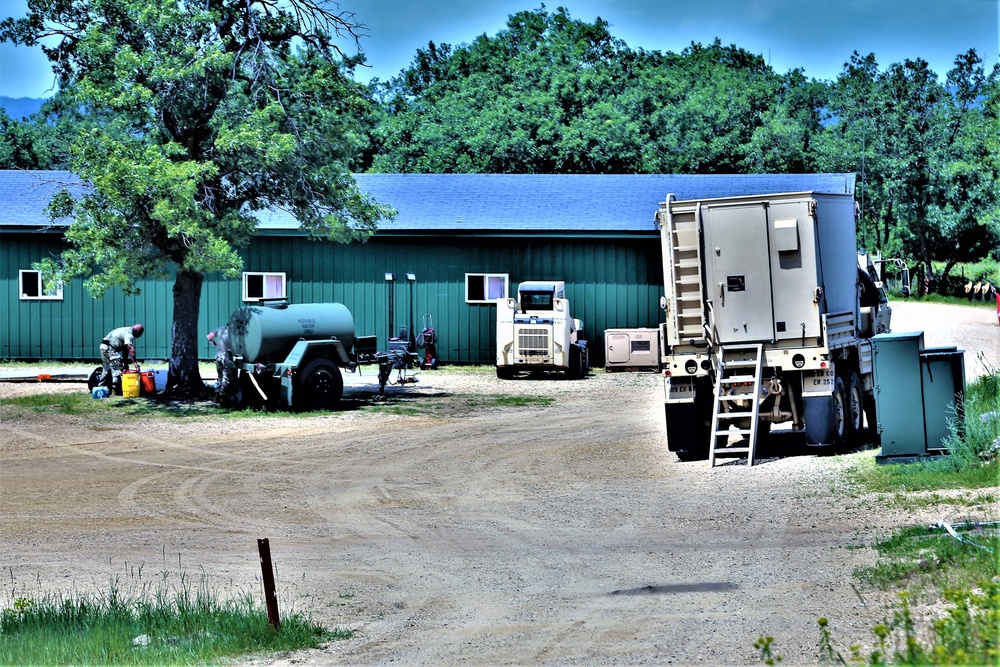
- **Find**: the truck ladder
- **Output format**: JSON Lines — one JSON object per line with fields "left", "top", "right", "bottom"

{"left": 709, "top": 344, "right": 764, "bottom": 467}
{"left": 666, "top": 209, "right": 706, "bottom": 343}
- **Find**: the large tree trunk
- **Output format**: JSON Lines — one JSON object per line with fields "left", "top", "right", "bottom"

{"left": 167, "top": 268, "right": 209, "bottom": 398}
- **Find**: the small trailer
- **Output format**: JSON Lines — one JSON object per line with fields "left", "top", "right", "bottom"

{"left": 220, "top": 300, "right": 416, "bottom": 411}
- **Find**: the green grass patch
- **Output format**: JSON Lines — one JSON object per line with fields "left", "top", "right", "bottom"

{"left": 0, "top": 391, "right": 220, "bottom": 421}
{"left": 855, "top": 521, "right": 1000, "bottom": 592}
{"left": 1, "top": 573, "right": 348, "bottom": 665}
{"left": 760, "top": 371, "right": 1000, "bottom": 665}
{"left": 843, "top": 370, "right": 1000, "bottom": 500}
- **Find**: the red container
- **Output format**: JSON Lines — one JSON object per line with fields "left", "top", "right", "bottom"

{"left": 140, "top": 371, "right": 156, "bottom": 395}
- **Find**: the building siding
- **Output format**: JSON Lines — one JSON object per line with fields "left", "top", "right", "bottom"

{"left": 2, "top": 232, "right": 663, "bottom": 366}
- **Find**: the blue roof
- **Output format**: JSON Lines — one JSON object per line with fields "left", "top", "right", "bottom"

{"left": 0, "top": 170, "right": 87, "bottom": 228}
{"left": 2, "top": 170, "right": 855, "bottom": 233}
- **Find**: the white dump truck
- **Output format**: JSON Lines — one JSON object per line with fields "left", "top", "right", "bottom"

{"left": 496, "top": 280, "right": 589, "bottom": 379}
{"left": 655, "top": 192, "right": 892, "bottom": 464}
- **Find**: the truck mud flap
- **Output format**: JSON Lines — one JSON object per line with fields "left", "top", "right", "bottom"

{"left": 803, "top": 395, "right": 834, "bottom": 445}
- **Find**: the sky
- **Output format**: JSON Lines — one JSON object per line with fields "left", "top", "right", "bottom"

{"left": 1, "top": 0, "right": 998, "bottom": 99}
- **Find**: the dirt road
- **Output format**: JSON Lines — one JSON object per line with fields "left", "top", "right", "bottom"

{"left": 1, "top": 301, "right": 997, "bottom": 665}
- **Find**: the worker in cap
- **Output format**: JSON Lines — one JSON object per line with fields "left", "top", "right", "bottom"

{"left": 98, "top": 323, "right": 144, "bottom": 394}
{"left": 206, "top": 325, "right": 234, "bottom": 402}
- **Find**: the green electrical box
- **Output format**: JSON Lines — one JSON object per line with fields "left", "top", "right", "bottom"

{"left": 872, "top": 332, "right": 965, "bottom": 464}
{"left": 920, "top": 347, "right": 966, "bottom": 455}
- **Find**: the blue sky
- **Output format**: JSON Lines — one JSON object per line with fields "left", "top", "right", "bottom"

{"left": 1, "top": 0, "right": 997, "bottom": 98}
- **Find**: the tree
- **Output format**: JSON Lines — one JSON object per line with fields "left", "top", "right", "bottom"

{"left": 815, "top": 50, "right": 1000, "bottom": 286}
{"left": 366, "top": 9, "right": 822, "bottom": 175}
{"left": 0, "top": 92, "right": 89, "bottom": 169}
{"left": 1, "top": 0, "right": 393, "bottom": 396}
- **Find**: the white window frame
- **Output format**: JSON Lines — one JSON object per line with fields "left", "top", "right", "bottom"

{"left": 19, "top": 269, "right": 63, "bottom": 301}
{"left": 242, "top": 271, "right": 287, "bottom": 301}
{"left": 465, "top": 272, "right": 509, "bottom": 303}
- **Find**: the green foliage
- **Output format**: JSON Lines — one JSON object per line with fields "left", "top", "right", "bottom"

{"left": 753, "top": 634, "right": 784, "bottom": 664}
{"left": 0, "top": 571, "right": 347, "bottom": 665}
{"left": 367, "top": 7, "right": 822, "bottom": 175}
{"left": 812, "top": 581, "right": 1000, "bottom": 666}
{"left": 856, "top": 522, "right": 999, "bottom": 592}
{"left": 0, "top": 0, "right": 393, "bottom": 395}
{"left": 816, "top": 50, "right": 1000, "bottom": 274}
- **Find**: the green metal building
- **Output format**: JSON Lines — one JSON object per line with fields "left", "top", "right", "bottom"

{"left": 1, "top": 171, "right": 855, "bottom": 366}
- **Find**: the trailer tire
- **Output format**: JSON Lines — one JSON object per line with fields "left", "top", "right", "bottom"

{"left": 298, "top": 358, "right": 344, "bottom": 411}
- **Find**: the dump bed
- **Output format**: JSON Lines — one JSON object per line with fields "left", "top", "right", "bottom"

{"left": 658, "top": 192, "right": 859, "bottom": 349}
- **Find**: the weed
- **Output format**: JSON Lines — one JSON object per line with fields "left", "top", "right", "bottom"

{"left": 753, "top": 634, "right": 783, "bottom": 664}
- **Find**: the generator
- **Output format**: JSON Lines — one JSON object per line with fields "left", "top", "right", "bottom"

{"left": 604, "top": 328, "right": 661, "bottom": 372}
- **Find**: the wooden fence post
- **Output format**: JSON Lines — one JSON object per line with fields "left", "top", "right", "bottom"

{"left": 257, "top": 538, "right": 281, "bottom": 630}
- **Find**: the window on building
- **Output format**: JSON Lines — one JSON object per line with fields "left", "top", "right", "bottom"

{"left": 243, "top": 272, "right": 287, "bottom": 301}
{"left": 465, "top": 273, "right": 508, "bottom": 303}
{"left": 19, "top": 270, "right": 63, "bottom": 300}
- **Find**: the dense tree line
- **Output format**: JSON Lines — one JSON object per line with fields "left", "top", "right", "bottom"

{"left": 3, "top": 6, "right": 998, "bottom": 288}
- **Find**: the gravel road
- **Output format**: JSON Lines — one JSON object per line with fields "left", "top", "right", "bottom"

{"left": 1, "top": 300, "right": 997, "bottom": 666}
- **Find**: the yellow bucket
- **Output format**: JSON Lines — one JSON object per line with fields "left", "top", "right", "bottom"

{"left": 121, "top": 371, "right": 141, "bottom": 398}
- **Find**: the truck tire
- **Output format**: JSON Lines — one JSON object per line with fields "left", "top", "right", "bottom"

{"left": 496, "top": 366, "right": 516, "bottom": 380}
{"left": 568, "top": 346, "right": 587, "bottom": 379}
{"left": 298, "top": 358, "right": 344, "bottom": 411}
{"left": 803, "top": 376, "right": 848, "bottom": 447}
{"left": 846, "top": 372, "right": 864, "bottom": 442}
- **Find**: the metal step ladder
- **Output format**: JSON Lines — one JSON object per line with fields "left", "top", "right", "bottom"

{"left": 709, "top": 344, "right": 764, "bottom": 467}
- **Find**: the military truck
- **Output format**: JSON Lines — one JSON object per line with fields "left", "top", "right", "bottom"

{"left": 655, "top": 192, "right": 892, "bottom": 464}
{"left": 496, "top": 280, "right": 589, "bottom": 379}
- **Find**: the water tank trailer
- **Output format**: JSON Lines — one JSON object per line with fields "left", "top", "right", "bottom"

{"left": 221, "top": 301, "right": 415, "bottom": 410}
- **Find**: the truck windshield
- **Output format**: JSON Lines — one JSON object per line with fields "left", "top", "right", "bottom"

{"left": 520, "top": 292, "right": 553, "bottom": 310}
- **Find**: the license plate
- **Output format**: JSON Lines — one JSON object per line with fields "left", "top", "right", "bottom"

{"left": 802, "top": 368, "right": 835, "bottom": 395}
{"left": 666, "top": 378, "right": 696, "bottom": 402}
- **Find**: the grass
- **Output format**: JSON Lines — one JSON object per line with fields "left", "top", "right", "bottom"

{"left": 759, "top": 370, "right": 1000, "bottom": 665}
{"left": 0, "top": 569, "right": 349, "bottom": 665}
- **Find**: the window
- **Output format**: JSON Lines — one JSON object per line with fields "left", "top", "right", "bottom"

{"left": 243, "top": 272, "right": 286, "bottom": 301}
{"left": 465, "top": 273, "right": 508, "bottom": 303}
{"left": 19, "top": 270, "right": 63, "bottom": 300}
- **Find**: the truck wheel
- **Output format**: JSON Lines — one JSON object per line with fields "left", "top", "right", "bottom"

{"left": 299, "top": 358, "right": 344, "bottom": 411}
{"left": 846, "top": 372, "right": 863, "bottom": 442}
{"left": 803, "top": 376, "right": 848, "bottom": 447}
{"left": 496, "top": 366, "right": 516, "bottom": 380}
{"left": 568, "top": 347, "right": 587, "bottom": 379}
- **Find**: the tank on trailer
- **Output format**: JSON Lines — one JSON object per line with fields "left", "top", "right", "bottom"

{"left": 229, "top": 302, "right": 355, "bottom": 364}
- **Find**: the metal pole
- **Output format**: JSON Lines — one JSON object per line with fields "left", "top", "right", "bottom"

{"left": 407, "top": 273, "right": 416, "bottom": 348}
{"left": 385, "top": 273, "right": 396, "bottom": 342}
{"left": 257, "top": 538, "right": 281, "bottom": 630}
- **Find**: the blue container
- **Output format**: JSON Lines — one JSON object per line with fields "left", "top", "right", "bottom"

{"left": 91, "top": 386, "right": 110, "bottom": 399}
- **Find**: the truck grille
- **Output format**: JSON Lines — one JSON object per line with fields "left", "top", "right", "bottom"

{"left": 517, "top": 327, "right": 550, "bottom": 356}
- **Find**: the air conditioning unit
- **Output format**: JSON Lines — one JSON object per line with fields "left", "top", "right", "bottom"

{"left": 604, "top": 328, "right": 661, "bottom": 372}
